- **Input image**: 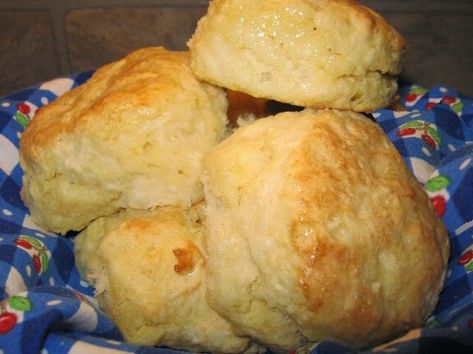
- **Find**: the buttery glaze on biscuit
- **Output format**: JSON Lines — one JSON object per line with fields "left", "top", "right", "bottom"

{"left": 19, "top": 47, "right": 228, "bottom": 234}
{"left": 188, "top": 0, "right": 405, "bottom": 111}
{"left": 202, "top": 109, "right": 449, "bottom": 351}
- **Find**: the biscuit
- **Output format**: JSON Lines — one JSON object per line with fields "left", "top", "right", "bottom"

{"left": 188, "top": 0, "right": 405, "bottom": 111}
{"left": 202, "top": 109, "right": 449, "bottom": 351}
{"left": 20, "top": 47, "right": 228, "bottom": 234}
{"left": 74, "top": 206, "right": 250, "bottom": 353}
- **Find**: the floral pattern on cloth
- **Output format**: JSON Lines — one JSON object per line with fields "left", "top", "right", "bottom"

{"left": 0, "top": 77, "right": 473, "bottom": 354}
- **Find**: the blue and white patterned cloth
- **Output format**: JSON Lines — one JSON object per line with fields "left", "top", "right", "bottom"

{"left": 0, "top": 75, "right": 473, "bottom": 354}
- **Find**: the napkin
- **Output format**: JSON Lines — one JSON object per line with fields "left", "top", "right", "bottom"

{"left": 0, "top": 77, "right": 472, "bottom": 354}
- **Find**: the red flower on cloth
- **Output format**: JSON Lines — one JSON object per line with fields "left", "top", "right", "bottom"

{"left": 0, "top": 296, "right": 32, "bottom": 334}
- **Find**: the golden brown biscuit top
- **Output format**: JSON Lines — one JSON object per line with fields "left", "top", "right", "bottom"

{"left": 286, "top": 112, "right": 447, "bottom": 344}
{"left": 197, "top": 0, "right": 405, "bottom": 73}
{"left": 20, "top": 48, "right": 198, "bottom": 160}
{"left": 202, "top": 109, "right": 448, "bottom": 349}
{"left": 325, "top": 0, "right": 405, "bottom": 51}
{"left": 188, "top": 0, "right": 405, "bottom": 111}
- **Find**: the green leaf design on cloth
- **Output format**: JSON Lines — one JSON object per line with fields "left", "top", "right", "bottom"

{"left": 400, "top": 120, "right": 425, "bottom": 129}
{"left": 452, "top": 102, "right": 464, "bottom": 114}
{"left": 8, "top": 296, "right": 32, "bottom": 312}
{"left": 466, "top": 262, "right": 473, "bottom": 273}
{"left": 41, "top": 252, "right": 49, "bottom": 273}
{"left": 14, "top": 112, "right": 29, "bottom": 128}
{"left": 411, "top": 86, "right": 428, "bottom": 95}
{"left": 426, "top": 176, "right": 450, "bottom": 192}
{"left": 427, "top": 127, "right": 441, "bottom": 146}
{"left": 20, "top": 236, "right": 42, "bottom": 249}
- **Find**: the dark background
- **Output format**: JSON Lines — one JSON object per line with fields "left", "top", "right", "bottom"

{"left": 0, "top": 0, "right": 472, "bottom": 97}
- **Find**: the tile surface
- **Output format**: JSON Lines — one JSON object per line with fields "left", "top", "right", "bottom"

{"left": 0, "top": 11, "right": 59, "bottom": 96}
{"left": 384, "top": 12, "right": 473, "bottom": 95}
{"left": 66, "top": 7, "right": 206, "bottom": 72}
